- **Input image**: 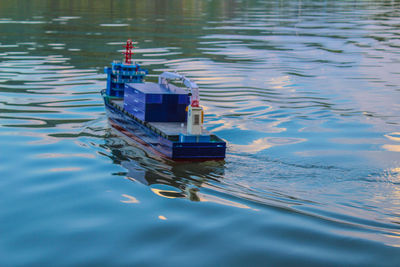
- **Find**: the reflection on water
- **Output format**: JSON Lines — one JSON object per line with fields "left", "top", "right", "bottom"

{"left": 104, "top": 127, "right": 230, "bottom": 202}
{"left": 104, "top": 128, "right": 259, "bottom": 212}
{"left": 1, "top": 0, "right": 400, "bottom": 265}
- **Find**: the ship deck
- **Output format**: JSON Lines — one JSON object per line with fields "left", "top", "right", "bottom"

{"left": 112, "top": 99, "right": 210, "bottom": 137}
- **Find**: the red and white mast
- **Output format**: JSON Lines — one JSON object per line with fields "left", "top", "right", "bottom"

{"left": 122, "top": 39, "right": 135, "bottom": 64}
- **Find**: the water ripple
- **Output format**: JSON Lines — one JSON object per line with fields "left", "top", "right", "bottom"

{"left": 1, "top": 0, "right": 400, "bottom": 265}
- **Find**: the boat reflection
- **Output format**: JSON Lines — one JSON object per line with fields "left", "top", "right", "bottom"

{"left": 103, "top": 126, "right": 227, "bottom": 202}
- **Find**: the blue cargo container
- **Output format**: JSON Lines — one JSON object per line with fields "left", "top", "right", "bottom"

{"left": 124, "top": 83, "right": 189, "bottom": 122}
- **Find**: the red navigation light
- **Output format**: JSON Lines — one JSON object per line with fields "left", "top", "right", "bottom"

{"left": 191, "top": 100, "right": 200, "bottom": 107}
{"left": 123, "top": 39, "right": 135, "bottom": 64}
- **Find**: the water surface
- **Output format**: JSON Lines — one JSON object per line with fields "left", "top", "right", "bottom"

{"left": 1, "top": 0, "right": 400, "bottom": 265}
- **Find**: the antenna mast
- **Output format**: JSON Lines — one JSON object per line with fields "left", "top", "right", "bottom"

{"left": 123, "top": 39, "right": 135, "bottom": 64}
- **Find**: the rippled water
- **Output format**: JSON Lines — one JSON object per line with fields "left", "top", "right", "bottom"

{"left": 1, "top": 0, "right": 400, "bottom": 265}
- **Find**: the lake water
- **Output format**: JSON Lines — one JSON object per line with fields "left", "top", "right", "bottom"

{"left": 1, "top": 0, "right": 400, "bottom": 265}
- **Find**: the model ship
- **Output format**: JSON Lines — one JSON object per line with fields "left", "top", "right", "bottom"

{"left": 101, "top": 39, "right": 226, "bottom": 160}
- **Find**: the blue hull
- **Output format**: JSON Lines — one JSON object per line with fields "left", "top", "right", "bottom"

{"left": 102, "top": 90, "right": 226, "bottom": 160}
